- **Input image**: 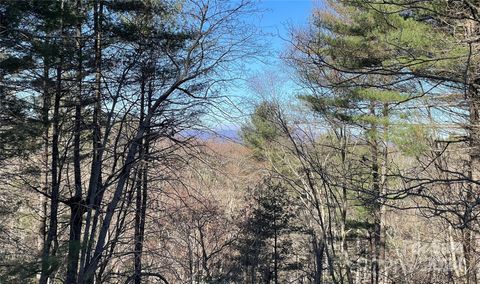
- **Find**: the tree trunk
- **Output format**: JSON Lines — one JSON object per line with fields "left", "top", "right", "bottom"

{"left": 37, "top": 52, "right": 50, "bottom": 282}
{"left": 466, "top": 84, "right": 480, "bottom": 284}
{"left": 133, "top": 168, "right": 144, "bottom": 284}
{"left": 313, "top": 235, "right": 324, "bottom": 284}
{"left": 369, "top": 101, "right": 382, "bottom": 284}
{"left": 463, "top": 229, "right": 476, "bottom": 284}
{"left": 198, "top": 225, "right": 211, "bottom": 282}
{"left": 79, "top": 1, "right": 103, "bottom": 281}
{"left": 273, "top": 196, "right": 279, "bottom": 284}
{"left": 39, "top": 2, "right": 64, "bottom": 282}
{"left": 66, "top": 1, "right": 84, "bottom": 282}
{"left": 378, "top": 103, "right": 388, "bottom": 284}
{"left": 134, "top": 74, "right": 147, "bottom": 284}
{"left": 339, "top": 127, "right": 354, "bottom": 284}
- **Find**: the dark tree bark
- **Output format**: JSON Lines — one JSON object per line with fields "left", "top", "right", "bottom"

{"left": 313, "top": 236, "right": 324, "bottom": 284}
{"left": 465, "top": 84, "right": 480, "bottom": 284}
{"left": 39, "top": 2, "right": 64, "bottom": 282}
{"left": 79, "top": 1, "right": 103, "bottom": 282}
{"left": 368, "top": 101, "right": 384, "bottom": 284}
{"left": 38, "top": 47, "right": 51, "bottom": 282}
{"left": 66, "top": 1, "right": 84, "bottom": 282}
{"left": 133, "top": 69, "right": 148, "bottom": 284}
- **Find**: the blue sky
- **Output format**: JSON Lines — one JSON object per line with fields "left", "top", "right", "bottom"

{"left": 256, "top": 0, "right": 316, "bottom": 55}
{"left": 250, "top": 0, "right": 324, "bottom": 67}
{"left": 207, "top": 0, "right": 324, "bottom": 134}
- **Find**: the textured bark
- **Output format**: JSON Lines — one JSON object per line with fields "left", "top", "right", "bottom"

{"left": 39, "top": 3, "right": 64, "bottom": 282}
{"left": 66, "top": 1, "right": 84, "bottom": 282}
{"left": 465, "top": 84, "right": 480, "bottom": 284}
{"left": 368, "top": 101, "right": 383, "bottom": 284}
{"left": 79, "top": 1, "right": 103, "bottom": 282}
{"left": 37, "top": 53, "right": 50, "bottom": 282}
{"left": 339, "top": 128, "right": 354, "bottom": 284}
{"left": 313, "top": 236, "right": 325, "bottom": 284}
{"left": 378, "top": 104, "right": 388, "bottom": 284}
{"left": 133, "top": 74, "right": 148, "bottom": 284}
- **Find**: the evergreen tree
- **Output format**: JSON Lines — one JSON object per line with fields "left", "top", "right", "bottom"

{"left": 241, "top": 101, "right": 283, "bottom": 160}
{"left": 287, "top": 1, "right": 480, "bottom": 283}
{"left": 234, "top": 180, "right": 297, "bottom": 284}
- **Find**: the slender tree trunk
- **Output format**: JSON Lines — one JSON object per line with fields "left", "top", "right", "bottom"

{"left": 313, "top": 235, "right": 325, "bottom": 284}
{"left": 273, "top": 195, "right": 279, "bottom": 284}
{"left": 79, "top": 1, "right": 103, "bottom": 281}
{"left": 339, "top": 127, "right": 354, "bottom": 284}
{"left": 198, "top": 225, "right": 211, "bottom": 282}
{"left": 133, "top": 168, "right": 144, "bottom": 284}
{"left": 378, "top": 103, "right": 388, "bottom": 284}
{"left": 464, "top": 18, "right": 478, "bottom": 284}
{"left": 40, "top": 44, "right": 61, "bottom": 284}
{"left": 39, "top": 3, "right": 64, "bottom": 282}
{"left": 369, "top": 101, "right": 382, "bottom": 284}
{"left": 465, "top": 84, "right": 480, "bottom": 284}
{"left": 66, "top": 1, "right": 84, "bottom": 282}
{"left": 134, "top": 73, "right": 147, "bottom": 284}
{"left": 463, "top": 228, "right": 476, "bottom": 284}
{"left": 38, "top": 56, "right": 50, "bottom": 282}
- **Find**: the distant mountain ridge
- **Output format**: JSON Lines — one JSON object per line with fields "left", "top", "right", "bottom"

{"left": 181, "top": 127, "right": 241, "bottom": 142}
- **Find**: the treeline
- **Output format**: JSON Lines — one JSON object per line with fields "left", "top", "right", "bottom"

{"left": 2, "top": 0, "right": 480, "bottom": 284}
{"left": 238, "top": 0, "right": 480, "bottom": 283}
{"left": 0, "top": 0, "right": 257, "bottom": 283}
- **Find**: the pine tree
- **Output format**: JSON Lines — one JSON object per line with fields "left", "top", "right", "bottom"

{"left": 287, "top": 1, "right": 480, "bottom": 283}
{"left": 234, "top": 180, "right": 296, "bottom": 284}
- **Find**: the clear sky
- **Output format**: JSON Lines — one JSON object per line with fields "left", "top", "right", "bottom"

{"left": 208, "top": 0, "right": 324, "bottom": 134}
{"left": 257, "top": 0, "right": 314, "bottom": 53}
